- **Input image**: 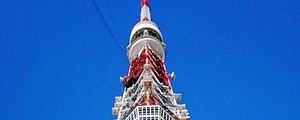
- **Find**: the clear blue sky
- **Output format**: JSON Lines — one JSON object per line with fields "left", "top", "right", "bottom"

{"left": 0, "top": 0, "right": 299, "bottom": 119}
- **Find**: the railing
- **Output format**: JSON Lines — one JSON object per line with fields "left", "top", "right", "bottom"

{"left": 124, "top": 105, "right": 175, "bottom": 120}
{"left": 130, "top": 28, "right": 163, "bottom": 43}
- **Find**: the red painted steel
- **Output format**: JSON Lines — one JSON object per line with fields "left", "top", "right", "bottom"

{"left": 123, "top": 46, "right": 171, "bottom": 89}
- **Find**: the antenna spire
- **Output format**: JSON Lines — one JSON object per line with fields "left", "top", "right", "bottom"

{"left": 141, "top": 0, "right": 149, "bottom": 6}
{"left": 140, "top": 0, "right": 151, "bottom": 21}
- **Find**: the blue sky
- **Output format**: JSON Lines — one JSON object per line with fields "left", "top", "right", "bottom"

{"left": 0, "top": 0, "right": 299, "bottom": 119}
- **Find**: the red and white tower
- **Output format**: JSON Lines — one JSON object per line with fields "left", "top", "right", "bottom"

{"left": 112, "top": 0, "right": 190, "bottom": 119}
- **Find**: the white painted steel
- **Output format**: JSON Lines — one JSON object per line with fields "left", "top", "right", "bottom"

{"left": 127, "top": 37, "right": 165, "bottom": 62}
{"left": 140, "top": 6, "right": 151, "bottom": 21}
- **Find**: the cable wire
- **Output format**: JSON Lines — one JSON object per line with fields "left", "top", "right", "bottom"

{"left": 88, "top": 0, "right": 126, "bottom": 54}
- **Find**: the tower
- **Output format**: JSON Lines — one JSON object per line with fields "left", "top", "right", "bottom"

{"left": 112, "top": 0, "right": 190, "bottom": 119}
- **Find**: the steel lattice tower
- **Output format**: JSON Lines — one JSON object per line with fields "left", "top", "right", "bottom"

{"left": 112, "top": 0, "right": 190, "bottom": 119}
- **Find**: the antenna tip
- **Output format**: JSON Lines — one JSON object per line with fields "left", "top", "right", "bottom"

{"left": 141, "top": 0, "right": 149, "bottom": 7}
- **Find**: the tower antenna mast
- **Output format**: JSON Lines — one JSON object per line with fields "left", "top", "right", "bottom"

{"left": 112, "top": 0, "right": 190, "bottom": 119}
